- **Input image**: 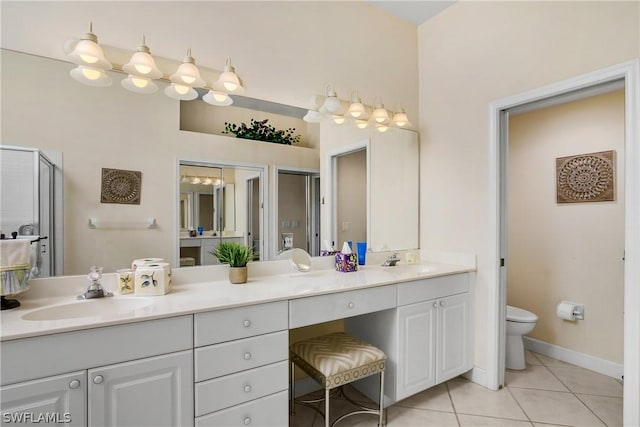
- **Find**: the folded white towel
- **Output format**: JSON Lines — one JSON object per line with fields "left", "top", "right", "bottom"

{"left": 0, "top": 239, "right": 31, "bottom": 270}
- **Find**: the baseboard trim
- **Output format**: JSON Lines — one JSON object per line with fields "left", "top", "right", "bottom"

{"left": 463, "top": 366, "right": 489, "bottom": 388}
{"left": 523, "top": 336, "right": 623, "bottom": 380}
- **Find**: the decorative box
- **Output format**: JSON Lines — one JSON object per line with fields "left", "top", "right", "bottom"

{"left": 135, "top": 262, "right": 172, "bottom": 296}
{"left": 335, "top": 252, "right": 358, "bottom": 273}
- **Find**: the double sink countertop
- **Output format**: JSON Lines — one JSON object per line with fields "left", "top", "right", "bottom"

{"left": 0, "top": 252, "right": 475, "bottom": 341}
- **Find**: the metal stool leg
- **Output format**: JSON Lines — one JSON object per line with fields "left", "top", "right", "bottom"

{"left": 379, "top": 371, "right": 385, "bottom": 426}
{"left": 325, "top": 388, "right": 330, "bottom": 427}
{"left": 290, "top": 361, "right": 295, "bottom": 416}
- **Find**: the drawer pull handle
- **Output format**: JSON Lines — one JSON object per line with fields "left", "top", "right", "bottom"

{"left": 244, "top": 417, "right": 252, "bottom": 425}
{"left": 440, "top": 301, "right": 445, "bottom": 307}
{"left": 244, "top": 385, "right": 252, "bottom": 393}
{"left": 92, "top": 375, "right": 104, "bottom": 385}
{"left": 243, "top": 319, "right": 251, "bottom": 328}
{"left": 69, "top": 379, "right": 81, "bottom": 389}
{"left": 244, "top": 352, "right": 252, "bottom": 360}
{"left": 347, "top": 302, "right": 355, "bottom": 309}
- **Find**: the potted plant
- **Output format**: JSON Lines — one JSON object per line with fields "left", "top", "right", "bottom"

{"left": 210, "top": 241, "right": 252, "bottom": 284}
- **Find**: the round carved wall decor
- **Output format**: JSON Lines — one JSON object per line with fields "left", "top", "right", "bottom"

{"left": 556, "top": 151, "right": 615, "bottom": 203}
{"left": 100, "top": 168, "right": 142, "bottom": 204}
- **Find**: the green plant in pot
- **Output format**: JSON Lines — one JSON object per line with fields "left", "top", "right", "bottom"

{"left": 210, "top": 241, "right": 252, "bottom": 284}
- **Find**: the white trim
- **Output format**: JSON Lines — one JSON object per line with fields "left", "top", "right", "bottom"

{"left": 463, "top": 366, "right": 487, "bottom": 387}
{"left": 524, "top": 337, "right": 623, "bottom": 380}
{"left": 488, "top": 59, "right": 640, "bottom": 426}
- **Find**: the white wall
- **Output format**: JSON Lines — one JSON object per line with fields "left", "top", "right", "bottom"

{"left": 508, "top": 90, "right": 625, "bottom": 364}
{"left": 418, "top": 1, "right": 639, "bottom": 370}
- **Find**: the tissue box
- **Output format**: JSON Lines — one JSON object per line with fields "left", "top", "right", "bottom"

{"left": 335, "top": 252, "right": 358, "bottom": 272}
{"left": 135, "top": 262, "right": 172, "bottom": 296}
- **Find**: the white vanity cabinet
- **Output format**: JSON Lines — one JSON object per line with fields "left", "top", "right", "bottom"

{"left": 0, "top": 371, "right": 87, "bottom": 426}
{"left": 0, "top": 316, "right": 194, "bottom": 426}
{"left": 193, "top": 301, "right": 289, "bottom": 426}
{"left": 346, "top": 273, "right": 473, "bottom": 405}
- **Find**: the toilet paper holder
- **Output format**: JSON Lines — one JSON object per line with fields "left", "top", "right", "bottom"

{"left": 557, "top": 301, "right": 585, "bottom": 321}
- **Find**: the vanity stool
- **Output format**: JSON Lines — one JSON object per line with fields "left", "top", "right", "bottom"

{"left": 290, "top": 331, "right": 386, "bottom": 427}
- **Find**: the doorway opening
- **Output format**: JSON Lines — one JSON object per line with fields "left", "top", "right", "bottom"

{"left": 487, "top": 60, "right": 639, "bottom": 425}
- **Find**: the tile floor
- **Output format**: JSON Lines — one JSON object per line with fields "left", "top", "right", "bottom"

{"left": 290, "top": 351, "right": 623, "bottom": 426}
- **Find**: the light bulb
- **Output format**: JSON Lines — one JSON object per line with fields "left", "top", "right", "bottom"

{"left": 223, "top": 80, "right": 238, "bottom": 91}
{"left": 175, "top": 84, "right": 189, "bottom": 95}
{"left": 79, "top": 53, "right": 98, "bottom": 64}
{"left": 180, "top": 75, "right": 196, "bottom": 85}
{"left": 376, "top": 124, "right": 389, "bottom": 133}
{"left": 131, "top": 77, "right": 148, "bottom": 88}
{"left": 332, "top": 115, "right": 345, "bottom": 125}
{"left": 213, "top": 92, "right": 228, "bottom": 102}
{"left": 82, "top": 67, "right": 101, "bottom": 80}
{"left": 355, "top": 120, "right": 368, "bottom": 129}
{"left": 134, "top": 64, "right": 152, "bottom": 75}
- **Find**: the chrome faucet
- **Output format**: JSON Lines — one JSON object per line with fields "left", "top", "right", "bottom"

{"left": 382, "top": 253, "right": 401, "bottom": 267}
{"left": 78, "top": 266, "right": 113, "bottom": 299}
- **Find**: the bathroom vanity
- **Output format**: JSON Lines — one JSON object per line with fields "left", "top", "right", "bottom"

{"left": 0, "top": 259, "right": 474, "bottom": 426}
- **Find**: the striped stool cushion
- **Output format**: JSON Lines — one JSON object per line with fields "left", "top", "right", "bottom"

{"left": 290, "top": 332, "right": 386, "bottom": 390}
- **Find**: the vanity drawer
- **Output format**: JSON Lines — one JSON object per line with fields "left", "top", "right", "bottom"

{"left": 194, "top": 301, "right": 288, "bottom": 347}
{"left": 195, "top": 390, "right": 288, "bottom": 427}
{"left": 195, "top": 331, "right": 288, "bottom": 381}
{"left": 398, "top": 273, "right": 469, "bottom": 306}
{"left": 289, "top": 285, "right": 397, "bottom": 328}
{"left": 195, "top": 360, "right": 288, "bottom": 416}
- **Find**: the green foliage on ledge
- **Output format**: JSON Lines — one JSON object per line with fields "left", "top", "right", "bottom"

{"left": 223, "top": 118, "right": 301, "bottom": 145}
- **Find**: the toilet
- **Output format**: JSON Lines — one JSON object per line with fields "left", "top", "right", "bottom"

{"left": 506, "top": 305, "right": 538, "bottom": 370}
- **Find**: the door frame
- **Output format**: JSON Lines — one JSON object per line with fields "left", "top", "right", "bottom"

{"left": 487, "top": 59, "right": 639, "bottom": 425}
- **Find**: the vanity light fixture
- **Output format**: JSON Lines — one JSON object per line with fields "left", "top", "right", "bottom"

{"left": 164, "top": 48, "right": 205, "bottom": 100}
{"left": 371, "top": 98, "right": 390, "bottom": 124}
{"left": 320, "top": 84, "right": 342, "bottom": 114}
{"left": 212, "top": 57, "right": 245, "bottom": 95}
{"left": 346, "top": 91, "right": 366, "bottom": 119}
{"left": 190, "top": 176, "right": 202, "bottom": 185}
{"left": 392, "top": 106, "right": 410, "bottom": 127}
{"left": 121, "top": 35, "right": 162, "bottom": 94}
{"left": 66, "top": 22, "right": 112, "bottom": 87}
{"left": 303, "top": 95, "right": 324, "bottom": 123}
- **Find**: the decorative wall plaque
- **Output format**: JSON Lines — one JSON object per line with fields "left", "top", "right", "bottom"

{"left": 556, "top": 150, "right": 615, "bottom": 203}
{"left": 100, "top": 168, "right": 142, "bottom": 204}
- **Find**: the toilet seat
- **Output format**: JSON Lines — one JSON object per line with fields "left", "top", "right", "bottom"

{"left": 507, "top": 305, "right": 538, "bottom": 323}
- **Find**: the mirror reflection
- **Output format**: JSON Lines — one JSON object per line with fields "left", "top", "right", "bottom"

{"left": 178, "top": 162, "right": 264, "bottom": 267}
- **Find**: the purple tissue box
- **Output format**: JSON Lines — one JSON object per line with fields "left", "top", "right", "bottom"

{"left": 335, "top": 252, "right": 358, "bottom": 272}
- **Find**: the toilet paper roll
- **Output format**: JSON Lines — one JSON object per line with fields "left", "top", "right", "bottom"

{"left": 556, "top": 301, "right": 577, "bottom": 321}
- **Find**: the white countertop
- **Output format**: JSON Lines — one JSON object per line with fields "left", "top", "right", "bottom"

{"left": 0, "top": 255, "right": 475, "bottom": 342}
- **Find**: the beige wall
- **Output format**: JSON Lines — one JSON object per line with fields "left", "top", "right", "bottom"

{"left": 418, "top": 1, "right": 639, "bottom": 369}
{"left": 508, "top": 90, "right": 625, "bottom": 363}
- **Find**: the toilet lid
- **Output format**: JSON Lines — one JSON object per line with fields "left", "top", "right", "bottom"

{"left": 507, "top": 305, "right": 538, "bottom": 323}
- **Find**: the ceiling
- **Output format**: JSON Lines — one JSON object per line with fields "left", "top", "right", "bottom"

{"left": 366, "top": 1, "right": 456, "bottom": 25}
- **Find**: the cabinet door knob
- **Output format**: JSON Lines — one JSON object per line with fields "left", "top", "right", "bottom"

{"left": 92, "top": 375, "right": 104, "bottom": 384}
{"left": 69, "top": 379, "right": 81, "bottom": 389}
{"left": 347, "top": 302, "right": 355, "bottom": 309}
{"left": 244, "top": 384, "right": 252, "bottom": 393}
{"left": 439, "top": 301, "right": 445, "bottom": 307}
{"left": 244, "top": 417, "right": 252, "bottom": 425}
{"left": 244, "top": 352, "right": 252, "bottom": 360}
{"left": 433, "top": 302, "right": 438, "bottom": 308}
{"left": 243, "top": 319, "right": 251, "bottom": 328}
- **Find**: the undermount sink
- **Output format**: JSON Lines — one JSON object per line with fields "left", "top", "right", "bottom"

{"left": 21, "top": 298, "right": 153, "bottom": 321}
